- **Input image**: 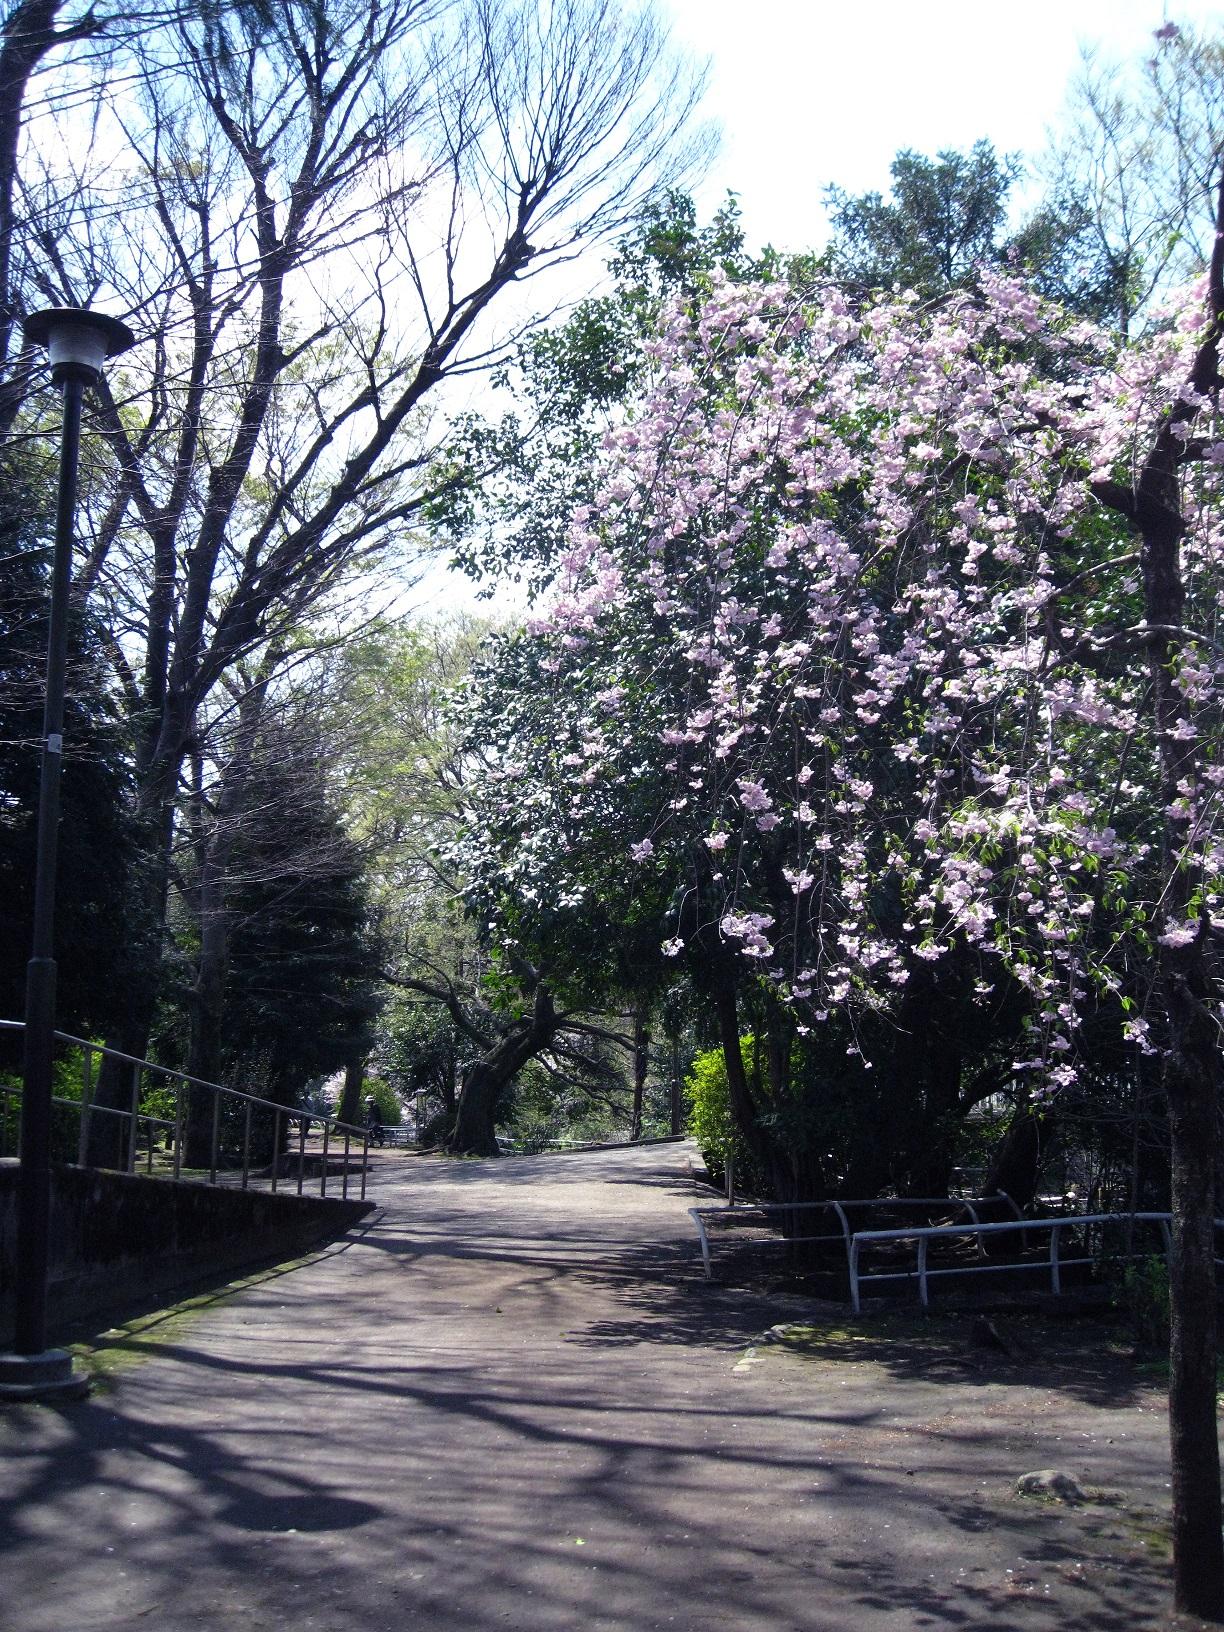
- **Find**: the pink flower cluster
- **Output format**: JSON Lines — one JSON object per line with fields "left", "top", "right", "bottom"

{"left": 458, "top": 271, "right": 1224, "bottom": 1100}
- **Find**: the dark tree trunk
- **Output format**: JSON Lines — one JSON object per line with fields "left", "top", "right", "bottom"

{"left": 1166, "top": 1007, "right": 1223, "bottom": 1618}
{"left": 338, "top": 1047, "right": 365, "bottom": 1128}
{"left": 709, "top": 973, "right": 758, "bottom": 1149}
{"left": 981, "top": 1098, "right": 1050, "bottom": 1212}
{"left": 84, "top": 785, "right": 176, "bottom": 1167}
{"left": 707, "top": 965, "right": 808, "bottom": 1200}
{"left": 1091, "top": 178, "right": 1224, "bottom": 1618}
{"left": 183, "top": 855, "right": 227, "bottom": 1167}
{"left": 630, "top": 1002, "right": 648, "bottom": 1140}
{"left": 448, "top": 987, "right": 560, "bottom": 1156}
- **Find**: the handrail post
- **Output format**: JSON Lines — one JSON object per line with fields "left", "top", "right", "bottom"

{"left": 321, "top": 1118, "right": 330, "bottom": 1197}
{"left": 271, "top": 1110, "right": 281, "bottom": 1193}
{"left": 172, "top": 1076, "right": 183, "bottom": 1180}
{"left": 127, "top": 1062, "right": 141, "bottom": 1173}
{"left": 849, "top": 1236, "right": 862, "bottom": 1313}
{"left": 999, "top": 1189, "right": 1028, "bottom": 1249}
{"left": 342, "top": 1128, "right": 350, "bottom": 1200}
{"left": 360, "top": 1130, "right": 369, "bottom": 1200}
{"left": 297, "top": 1114, "right": 307, "bottom": 1196}
{"left": 1050, "top": 1220, "right": 1062, "bottom": 1296}
{"left": 76, "top": 1045, "right": 93, "bottom": 1166}
{"left": 918, "top": 1235, "right": 930, "bottom": 1307}
{"left": 689, "top": 1208, "right": 712, "bottom": 1279}
{"left": 241, "top": 1101, "right": 251, "bottom": 1190}
{"left": 962, "top": 1200, "right": 987, "bottom": 1259}
{"left": 210, "top": 1092, "right": 221, "bottom": 1186}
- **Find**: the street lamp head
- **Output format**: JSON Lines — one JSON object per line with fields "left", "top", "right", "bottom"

{"left": 24, "top": 306, "right": 135, "bottom": 383}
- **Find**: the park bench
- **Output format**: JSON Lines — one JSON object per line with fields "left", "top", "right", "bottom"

{"left": 367, "top": 1125, "right": 414, "bottom": 1147}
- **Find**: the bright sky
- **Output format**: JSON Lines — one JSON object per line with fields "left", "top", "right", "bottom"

{"left": 663, "top": 0, "right": 1224, "bottom": 253}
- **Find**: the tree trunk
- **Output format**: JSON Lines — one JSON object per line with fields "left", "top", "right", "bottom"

{"left": 449, "top": 1055, "right": 510, "bottom": 1157}
{"left": 630, "top": 1002, "right": 648, "bottom": 1140}
{"left": 981, "top": 1097, "right": 1050, "bottom": 1212}
{"left": 338, "top": 1047, "right": 365, "bottom": 1128}
{"left": 710, "top": 974, "right": 758, "bottom": 1147}
{"left": 708, "top": 966, "right": 802, "bottom": 1200}
{"left": 84, "top": 791, "right": 176, "bottom": 1167}
{"left": 1165, "top": 969, "right": 1224, "bottom": 1619}
{"left": 1089, "top": 172, "right": 1224, "bottom": 1617}
{"left": 448, "top": 987, "right": 560, "bottom": 1156}
{"left": 669, "top": 1030, "right": 682, "bottom": 1136}
{"left": 183, "top": 853, "right": 227, "bottom": 1167}
{"left": 84, "top": 997, "right": 158, "bottom": 1170}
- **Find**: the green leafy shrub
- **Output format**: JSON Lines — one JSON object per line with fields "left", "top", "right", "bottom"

{"left": 1120, "top": 1254, "right": 1170, "bottom": 1354}
{"left": 363, "top": 1075, "right": 402, "bottom": 1126}
{"left": 686, "top": 1042, "right": 768, "bottom": 1192}
{"left": 1, "top": 1044, "right": 93, "bottom": 1161}
{"left": 686, "top": 1044, "right": 734, "bottom": 1178}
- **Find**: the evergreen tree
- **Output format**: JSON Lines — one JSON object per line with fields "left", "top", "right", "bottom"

{"left": 211, "top": 714, "right": 382, "bottom": 1114}
{"left": 824, "top": 139, "right": 1123, "bottom": 318}
{"left": 0, "top": 447, "right": 139, "bottom": 1043}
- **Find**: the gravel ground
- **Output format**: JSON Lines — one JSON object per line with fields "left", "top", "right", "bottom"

{"left": 0, "top": 1141, "right": 1210, "bottom": 1631}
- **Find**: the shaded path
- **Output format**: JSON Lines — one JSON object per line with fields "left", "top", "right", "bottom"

{"left": 0, "top": 1143, "right": 1190, "bottom": 1630}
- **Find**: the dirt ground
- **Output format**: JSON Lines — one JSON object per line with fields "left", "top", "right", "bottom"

{"left": 0, "top": 1141, "right": 1215, "bottom": 1631}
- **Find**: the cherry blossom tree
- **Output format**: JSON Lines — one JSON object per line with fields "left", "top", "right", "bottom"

{"left": 456, "top": 204, "right": 1224, "bottom": 1613}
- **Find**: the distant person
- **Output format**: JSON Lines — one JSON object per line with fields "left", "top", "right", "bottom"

{"left": 365, "top": 1096, "right": 385, "bottom": 1147}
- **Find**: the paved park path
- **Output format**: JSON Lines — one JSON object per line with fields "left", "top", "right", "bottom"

{"left": 0, "top": 1142, "right": 1200, "bottom": 1630}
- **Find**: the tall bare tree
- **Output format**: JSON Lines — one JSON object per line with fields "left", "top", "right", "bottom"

{"left": 1, "top": 0, "right": 706, "bottom": 1146}
{"left": 1042, "top": 22, "right": 1224, "bottom": 334}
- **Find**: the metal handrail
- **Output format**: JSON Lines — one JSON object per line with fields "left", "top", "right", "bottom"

{"left": 0, "top": 1020, "right": 370, "bottom": 1202}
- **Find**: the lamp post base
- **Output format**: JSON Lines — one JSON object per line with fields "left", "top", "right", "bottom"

{"left": 0, "top": 1348, "right": 89, "bottom": 1403}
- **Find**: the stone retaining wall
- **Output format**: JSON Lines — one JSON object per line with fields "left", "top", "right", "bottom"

{"left": 0, "top": 1161, "right": 374, "bottom": 1340}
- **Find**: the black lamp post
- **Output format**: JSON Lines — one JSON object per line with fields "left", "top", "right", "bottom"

{"left": 0, "top": 307, "right": 133, "bottom": 1403}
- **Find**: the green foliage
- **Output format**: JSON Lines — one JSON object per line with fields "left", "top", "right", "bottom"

{"left": 215, "top": 716, "right": 383, "bottom": 1107}
{"left": 1120, "top": 1255, "right": 1171, "bottom": 1355}
{"left": 503, "top": 1057, "right": 626, "bottom": 1152}
{"left": 825, "top": 141, "right": 1021, "bottom": 292}
{"left": 0, "top": 447, "right": 142, "bottom": 1038}
{"left": 361, "top": 1075, "right": 402, "bottom": 1127}
{"left": 685, "top": 1044, "right": 737, "bottom": 1176}
{"left": 823, "top": 139, "right": 1122, "bottom": 318}
{"left": 376, "top": 997, "right": 471, "bottom": 1127}
{"left": 445, "top": 191, "right": 771, "bottom": 593}
{"left": 0, "top": 1044, "right": 94, "bottom": 1161}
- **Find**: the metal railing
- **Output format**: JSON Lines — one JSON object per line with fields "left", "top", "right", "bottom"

{"left": 846, "top": 1211, "right": 1218, "bottom": 1312}
{"left": 0, "top": 1021, "right": 370, "bottom": 1202}
{"left": 688, "top": 1193, "right": 1021, "bottom": 1281}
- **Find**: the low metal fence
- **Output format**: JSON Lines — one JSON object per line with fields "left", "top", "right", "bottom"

{"left": 0, "top": 1020, "right": 370, "bottom": 1202}
{"left": 846, "top": 1211, "right": 1213, "bottom": 1312}
{"left": 688, "top": 1193, "right": 1021, "bottom": 1281}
